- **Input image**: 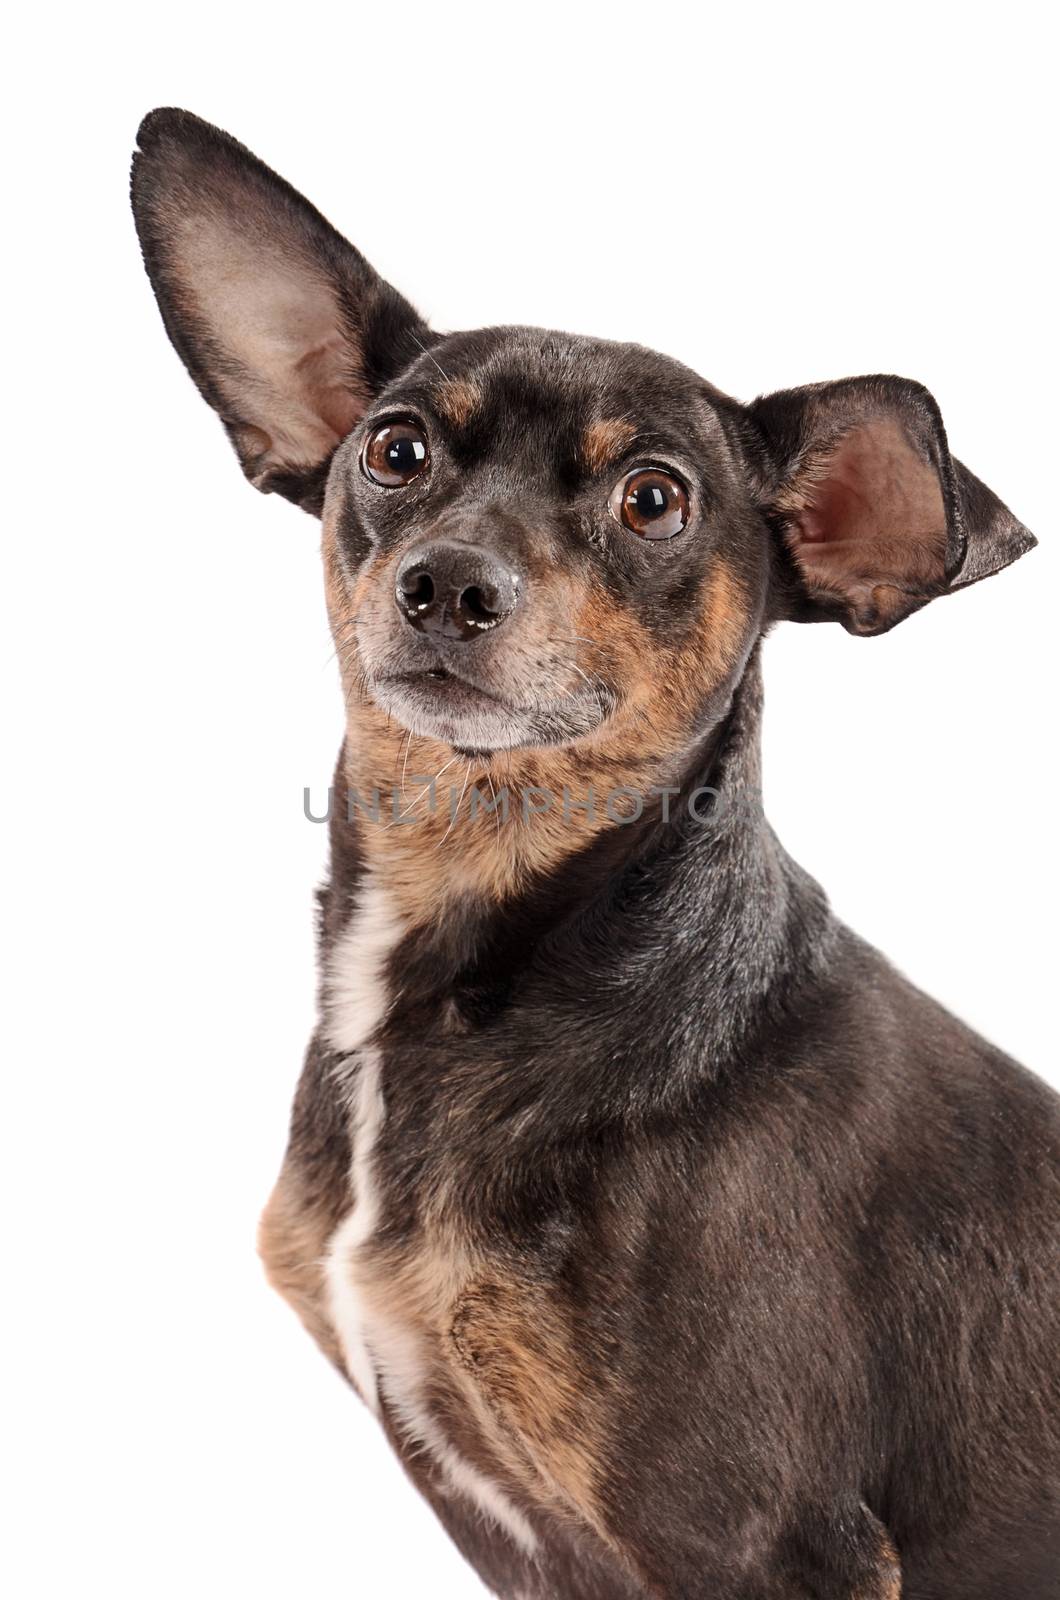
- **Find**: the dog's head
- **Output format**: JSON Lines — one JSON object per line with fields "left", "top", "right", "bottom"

{"left": 132, "top": 110, "right": 1034, "bottom": 766}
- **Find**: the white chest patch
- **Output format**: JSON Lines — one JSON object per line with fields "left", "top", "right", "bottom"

{"left": 323, "top": 879, "right": 407, "bottom": 1059}
{"left": 323, "top": 879, "right": 406, "bottom": 1409}
{"left": 322, "top": 879, "right": 538, "bottom": 1556}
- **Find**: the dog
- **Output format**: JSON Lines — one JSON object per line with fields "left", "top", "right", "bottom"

{"left": 131, "top": 109, "right": 1059, "bottom": 1599}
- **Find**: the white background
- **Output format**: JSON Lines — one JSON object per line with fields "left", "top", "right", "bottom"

{"left": 3, "top": 5, "right": 1056, "bottom": 1596}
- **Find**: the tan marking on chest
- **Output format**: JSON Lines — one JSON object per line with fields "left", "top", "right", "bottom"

{"left": 261, "top": 883, "right": 620, "bottom": 1559}
{"left": 344, "top": 1226, "right": 541, "bottom": 1552}
{"left": 449, "top": 1276, "right": 612, "bottom": 1542}
{"left": 853, "top": 1513, "right": 902, "bottom": 1598}
{"left": 347, "top": 1233, "right": 618, "bottom": 1550}
{"left": 258, "top": 1166, "right": 345, "bottom": 1370}
{"left": 335, "top": 1182, "right": 613, "bottom": 1530}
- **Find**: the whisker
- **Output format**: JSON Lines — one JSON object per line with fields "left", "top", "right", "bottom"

{"left": 383, "top": 754, "right": 461, "bottom": 827}
{"left": 410, "top": 332, "right": 450, "bottom": 382}
{"left": 485, "top": 770, "right": 502, "bottom": 841}
{"left": 398, "top": 728, "right": 414, "bottom": 798}
{"left": 435, "top": 760, "right": 472, "bottom": 850}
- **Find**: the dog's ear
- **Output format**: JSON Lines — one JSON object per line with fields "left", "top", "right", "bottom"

{"left": 748, "top": 376, "right": 1035, "bottom": 635}
{"left": 131, "top": 109, "right": 431, "bottom": 514}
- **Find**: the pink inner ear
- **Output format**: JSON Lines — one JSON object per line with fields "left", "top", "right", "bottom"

{"left": 781, "top": 418, "right": 948, "bottom": 626}
{"left": 795, "top": 475, "right": 865, "bottom": 544}
{"left": 173, "top": 204, "right": 370, "bottom": 481}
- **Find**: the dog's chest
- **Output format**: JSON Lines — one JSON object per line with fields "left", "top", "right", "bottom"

{"left": 320, "top": 881, "right": 540, "bottom": 1554}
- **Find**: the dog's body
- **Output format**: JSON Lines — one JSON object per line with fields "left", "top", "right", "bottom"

{"left": 133, "top": 111, "right": 1060, "bottom": 1598}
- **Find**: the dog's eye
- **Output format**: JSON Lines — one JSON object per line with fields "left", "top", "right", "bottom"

{"left": 362, "top": 420, "right": 430, "bottom": 487}
{"left": 609, "top": 469, "right": 689, "bottom": 540}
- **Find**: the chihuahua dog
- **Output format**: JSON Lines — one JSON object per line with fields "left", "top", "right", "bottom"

{"left": 132, "top": 110, "right": 1058, "bottom": 1599}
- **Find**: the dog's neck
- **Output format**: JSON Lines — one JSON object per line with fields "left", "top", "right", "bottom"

{"left": 323, "top": 650, "right": 834, "bottom": 1068}
{"left": 335, "top": 678, "right": 720, "bottom": 930}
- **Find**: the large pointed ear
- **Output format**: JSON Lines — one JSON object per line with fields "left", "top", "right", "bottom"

{"left": 748, "top": 376, "right": 1036, "bottom": 635}
{"left": 131, "top": 109, "right": 431, "bottom": 515}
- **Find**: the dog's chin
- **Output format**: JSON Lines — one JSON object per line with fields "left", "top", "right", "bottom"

{"left": 367, "top": 670, "right": 607, "bottom": 753}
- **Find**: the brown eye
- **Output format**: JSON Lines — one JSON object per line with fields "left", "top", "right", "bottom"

{"left": 362, "top": 420, "right": 430, "bottom": 487}
{"left": 608, "top": 469, "right": 689, "bottom": 540}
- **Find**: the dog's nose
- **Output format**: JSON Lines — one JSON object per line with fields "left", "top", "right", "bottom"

{"left": 395, "top": 541, "right": 521, "bottom": 642}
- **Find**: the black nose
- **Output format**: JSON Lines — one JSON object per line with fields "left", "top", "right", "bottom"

{"left": 395, "top": 541, "right": 521, "bottom": 643}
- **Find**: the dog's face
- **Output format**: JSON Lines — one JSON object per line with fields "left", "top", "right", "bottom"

{"left": 326, "top": 328, "right": 763, "bottom": 754}
{"left": 132, "top": 110, "right": 1034, "bottom": 767}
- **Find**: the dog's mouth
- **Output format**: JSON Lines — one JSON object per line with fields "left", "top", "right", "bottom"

{"left": 397, "top": 666, "right": 513, "bottom": 708}
{"left": 367, "top": 662, "right": 612, "bottom": 752}
{"left": 372, "top": 665, "right": 541, "bottom": 751}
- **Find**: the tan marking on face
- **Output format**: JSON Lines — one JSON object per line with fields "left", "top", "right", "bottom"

{"left": 322, "top": 511, "right": 390, "bottom": 675}
{"left": 434, "top": 377, "right": 483, "bottom": 429}
{"left": 338, "top": 709, "right": 636, "bottom": 926}
{"left": 573, "top": 558, "right": 749, "bottom": 760}
{"left": 580, "top": 417, "right": 636, "bottom": 475}
{"left": 676, "top": 557, "right": 748, "bottom": 696}
{"left": 335, "top": 658, "right": 729, "bottom": 929}
{"left": 326, "top": 505, "right": 751, "bottom": 926}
